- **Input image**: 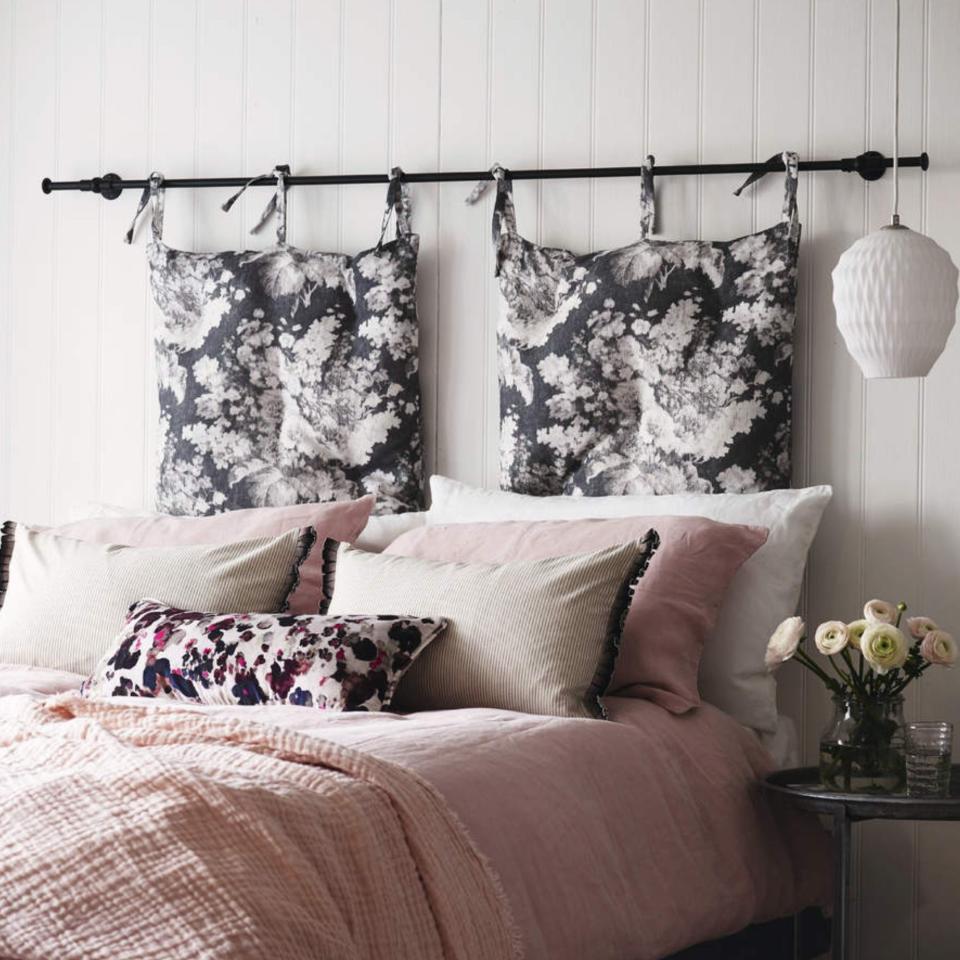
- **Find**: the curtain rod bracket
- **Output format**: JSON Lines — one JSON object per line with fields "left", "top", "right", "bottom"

{"left": 93, "top": 173, "right": 123, "bottom": 200}
{"left": 852, "top": 151, "right": 888, "bottom": 181}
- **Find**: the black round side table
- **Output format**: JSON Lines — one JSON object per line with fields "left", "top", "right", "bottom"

{"left": 763, "top": 765, "right": 960, "bottom": 960}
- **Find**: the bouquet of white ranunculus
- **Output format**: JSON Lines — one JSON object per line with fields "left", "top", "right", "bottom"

{"left": 767, "top": 600, "right": 956, "bottom": 792}
{"left": 766, "top": 600, "right": 956, "bottom": 697}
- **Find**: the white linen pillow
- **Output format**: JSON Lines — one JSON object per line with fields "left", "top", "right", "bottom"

{"left": 354, "top": 511, "right": 428, "bottom": 553}
{"left": 64, "top": 501, "right": 157, "bottom": 523}
{"left": 427, "top": 475, "right": 832, "bottom": 734}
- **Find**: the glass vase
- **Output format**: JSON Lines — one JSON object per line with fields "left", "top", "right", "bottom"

{"left": 819, "top": 693, "right": 906, "bottom": 794}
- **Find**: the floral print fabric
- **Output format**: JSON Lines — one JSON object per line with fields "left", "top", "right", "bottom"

{"left": 82, "top": 598, "right": 447, "bottom": 712}
{"left": 131, "top": 167, "right": 424, "bottom": 516}
{"left": 489, "top": 153, "right": 801, "bottom": 496}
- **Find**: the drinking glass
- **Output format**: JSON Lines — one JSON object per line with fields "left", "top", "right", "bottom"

{"left": 905, "top": 721, "right": 953, "bottom": 798}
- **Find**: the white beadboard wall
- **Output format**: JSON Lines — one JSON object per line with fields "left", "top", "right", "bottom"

{"left": 1, "top": 1, "right": 959, "bottom": 956}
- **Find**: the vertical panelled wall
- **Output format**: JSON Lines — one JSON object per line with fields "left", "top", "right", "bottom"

{"left": 0, "top": 2, "right": 958, "bottom": 956}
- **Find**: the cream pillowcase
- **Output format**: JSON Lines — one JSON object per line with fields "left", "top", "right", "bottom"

{"left": 326, "top": 536, "right": 659, "bottom": 719}
{"left": 0, "top": 523, "right": 315, "bottom": 675}
{"left": 426, "top": 475, "right": 832, "bottom": 735}
{"left": 354, "top": 511, "right": 429, "bottom": 553}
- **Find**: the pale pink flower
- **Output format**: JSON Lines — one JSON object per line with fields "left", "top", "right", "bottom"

{"left": 864, "top": 599, "right": 898, "bottom": 625}
{"left": 906, "top": 616, "right": 938, "bottom": 640}
{"left": 920, "top": 630, "right": 957, "bottom": 667}
{"left": 765, "top": 617, "right": 805, "bottom": 671}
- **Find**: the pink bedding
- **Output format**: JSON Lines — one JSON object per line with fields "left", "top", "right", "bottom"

{"left": 0, "top": 693, "right": 517, "bottom": 960}
{"left": 0, "top": 664, "right": 831, "bottom": 960}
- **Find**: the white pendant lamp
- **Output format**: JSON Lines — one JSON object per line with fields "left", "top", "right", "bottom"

{"left": 832, "top": 0, "right": 958, "bottom": 379}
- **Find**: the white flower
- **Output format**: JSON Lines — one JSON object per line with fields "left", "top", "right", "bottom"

{"left": 765, "top": 617, "right": 805, "bottom": 671}
{"left": 260, "top": 248, "right": 308, "bottom": 299}
{"left": 864, "top": 599, "right": 898, "bottom": 625}
{"left": 815, "top": 621, "right": 849, "bottom": 656}
{"left": 860, "top": 623, "right": 909, "bottom": 675}
{"left": 846, "top": 619, "right": 869, "bottom": 650}
{"left": 906, "top": 616, "right": 938, "bottom": 640}
{"left": 920, "top": 630, "right": 957, "bottom": 667}
{"left": 715, "top": 465, "right": 758, "bottom": 494}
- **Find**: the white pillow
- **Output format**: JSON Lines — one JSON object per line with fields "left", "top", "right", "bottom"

{"left": 65, "top": 501, "right": 156, "bottom": 523}
{"left": 354, "top": 511, "right": 428, "bottom": 553}
{"left": 427, "top": 475, "right": 832, "bottom": 734}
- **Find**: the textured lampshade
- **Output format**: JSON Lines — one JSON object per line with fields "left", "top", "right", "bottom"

{"left": 832, "top": 223, "right": 959, "bottom": 378}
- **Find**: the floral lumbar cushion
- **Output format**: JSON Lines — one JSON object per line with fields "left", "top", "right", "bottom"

{"left": 82, "top": 599, "right": 446, "bottom": 712}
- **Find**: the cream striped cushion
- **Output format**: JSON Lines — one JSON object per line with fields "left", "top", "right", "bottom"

{"left": 326, "top": 535, "right": 659, "bottom": 719}
{"left": 0, "top": 523, "right": 315, "bottom": 675}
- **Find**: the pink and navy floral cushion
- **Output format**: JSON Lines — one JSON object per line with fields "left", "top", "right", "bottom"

{"left": 81, "top": 599, "right": 446, "bottom": 712}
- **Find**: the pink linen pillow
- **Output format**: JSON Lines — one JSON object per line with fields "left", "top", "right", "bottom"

{"left": 51, "top": 497, "right": 374, "bottom": 615}
{"left": 386, "top": 516, "right": 767, "bottom": 713}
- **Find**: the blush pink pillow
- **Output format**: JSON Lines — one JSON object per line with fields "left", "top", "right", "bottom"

{"left": 51, "top": 497, "right": 375, "bottom": 615}
{"left": 386, "top": 516, "right": 767, "bottom": 713}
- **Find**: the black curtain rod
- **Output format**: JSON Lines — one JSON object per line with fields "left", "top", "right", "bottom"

{"left": 41, "top": 150, "right": 928, "bottom": 199}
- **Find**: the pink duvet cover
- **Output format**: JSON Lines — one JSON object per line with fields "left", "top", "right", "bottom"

{"left": 0, "top": 664, "right": 830, "bottom": 960}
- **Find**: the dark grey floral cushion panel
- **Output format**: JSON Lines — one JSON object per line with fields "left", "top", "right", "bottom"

{"left": 81, "top": 598, "right": 447, "bottom": 712}
{"left": 132, "top": 168, "right": 424, "bottom": 516}
{"left": 490, "top": 153, "right": 801, "bottom": 496}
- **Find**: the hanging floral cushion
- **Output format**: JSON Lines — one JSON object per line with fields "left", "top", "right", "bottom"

{"left": 127, "top": 166, "right": 423, "bottom": 516}
{"left": 480, "top": 153, "right": 801, "bottom": 496}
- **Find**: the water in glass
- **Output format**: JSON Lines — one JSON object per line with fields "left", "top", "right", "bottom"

{"left": 905, "top": 721, "right": 953, "bottom": 798}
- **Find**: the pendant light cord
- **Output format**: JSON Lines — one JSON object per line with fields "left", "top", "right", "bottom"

{"left": 892, "top": 0, "right": 901, "bottom": 225}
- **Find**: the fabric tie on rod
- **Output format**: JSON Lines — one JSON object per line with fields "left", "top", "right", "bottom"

{"left": 221, "top": 164, "right": 290, "bottom": 243}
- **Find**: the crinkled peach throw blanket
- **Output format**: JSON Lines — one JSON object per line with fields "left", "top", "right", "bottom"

{"left": 0, "top": 695, "right": 519, "bottom": 960}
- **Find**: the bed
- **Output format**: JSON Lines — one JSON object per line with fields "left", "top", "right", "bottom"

{"left": 0, "top": 663, "right": 831, "bottom": 960}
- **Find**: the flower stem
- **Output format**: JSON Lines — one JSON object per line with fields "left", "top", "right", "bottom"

{"left": 841, "top": 648, "right": 868, "bottom": 697}
{"left": 826, "top": 653, "right": 852, "bottom": 686}
{"left": 889, "top": 661, "right": 930, "bottom": 697}
{"left": 895, "top": 601, "right": 907, "bottom": 628}
{"left": 793, "top": 647, "right": 844, "bottom": 694}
